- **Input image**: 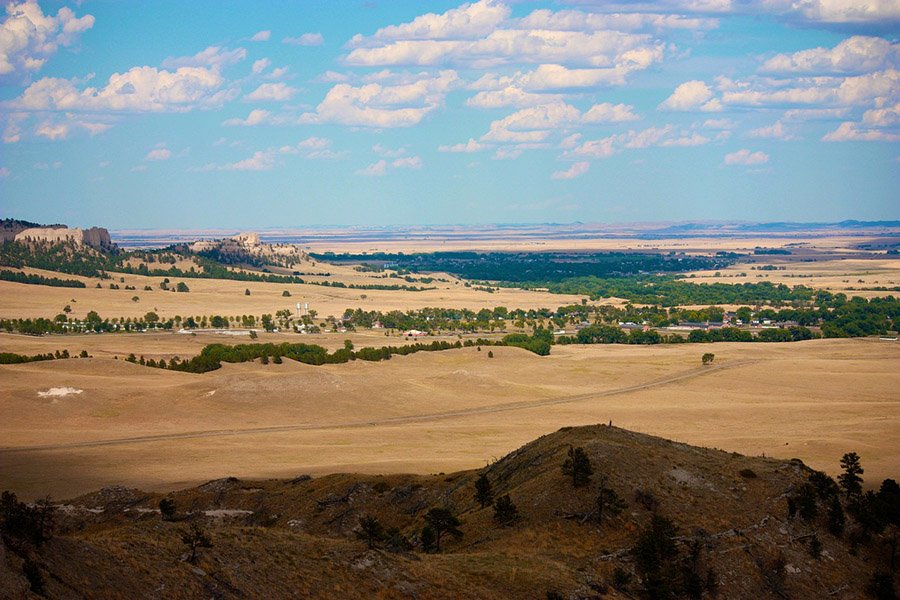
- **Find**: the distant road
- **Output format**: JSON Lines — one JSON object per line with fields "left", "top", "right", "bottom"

{"left": 0, "top": 359, "right": 755, "bottom": 453}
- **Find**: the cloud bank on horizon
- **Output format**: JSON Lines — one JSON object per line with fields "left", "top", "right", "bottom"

{"left": 0, "top": 0, "right": 897, "bottom": 227}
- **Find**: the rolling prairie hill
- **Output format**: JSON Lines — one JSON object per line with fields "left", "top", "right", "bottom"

{"left": 1, "top": 425, "right": 895, "bottom": 599}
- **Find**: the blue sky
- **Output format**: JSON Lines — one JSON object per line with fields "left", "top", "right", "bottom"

{"left": 0, "top": 0, "right": 898, "bottom": 229}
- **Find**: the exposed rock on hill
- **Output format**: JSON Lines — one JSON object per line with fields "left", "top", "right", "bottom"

{"left": 13, "top": 226, "right": 112, "bottom": 250}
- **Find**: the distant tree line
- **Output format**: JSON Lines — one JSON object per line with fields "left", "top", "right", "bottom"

{"left": 312, "top": 250, "right": 733, "bottom": 281}
{"left": 145, "top": 338, "right": 517, "bottom": 374}
{"left": 534, "top": 276, "right": 817, "bottom": 306}
{"left": 0, "top": 269, "right": 86, "bottom": 288}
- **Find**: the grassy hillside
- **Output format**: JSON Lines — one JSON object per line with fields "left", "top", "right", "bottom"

{"left": 1, "top": 425, "right": 896, "bottom": 599}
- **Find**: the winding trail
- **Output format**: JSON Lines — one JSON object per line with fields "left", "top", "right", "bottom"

{"left": 0, "top": 359, "right": 756, "bottom": 453}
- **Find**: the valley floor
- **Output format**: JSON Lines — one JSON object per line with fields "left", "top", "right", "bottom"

{"left": 1, "top": 337, "right": 897, "bottom": 500}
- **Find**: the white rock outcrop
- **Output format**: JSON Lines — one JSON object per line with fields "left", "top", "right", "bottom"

{"left": 15, "top": 226, "right": 112, "bottom": 249}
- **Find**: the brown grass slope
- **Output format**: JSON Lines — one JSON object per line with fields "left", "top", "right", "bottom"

{"left": 2, "top": 424, "right": 893, "bottom": 599}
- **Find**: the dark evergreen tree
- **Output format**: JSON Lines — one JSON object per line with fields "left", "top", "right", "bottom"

{"left": 355, "top": 515, "right": 386, "bottom": 549}
{"left": 420, "top": 524, "right": 437, "bottom": 553}
{"left": 384, "top": 527, "right": 412, "bottom": 553}
{"left": 809, "top": 470, "right": 840, "bottom": 499}
{"left": 562, "top": 445, "right": 593, "bottom": 488}
{"left": 839, "top": 452, "right": 864, "bottom": 498}
{"left": 595, "top": 475, "right": 627, "bottom": 525}
{"left": 423, "top": 508, "right": 463, "bottom": 552}
{"left": 0, "top": 491, "right": 54, "bottom": 548}
{"left": 828, "top": 496, "right": 846, "bottom": 537}
{"left": 792, "top": 483, "right": 819, "bottom": 522}
{"left": 493, "top": 494, "right": 519, "bottom": 526}
{"left": 633, "top": 514, "right": 680, "bottom": 600}
{"left": 159, "top": 498, "right": 177, "bottom": 520}
{"left": 474, "top": 474, "right": 494, "bottom": 509}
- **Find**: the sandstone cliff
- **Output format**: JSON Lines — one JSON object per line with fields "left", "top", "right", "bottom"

{"left": 14, "top": 226, "right": 112, "bottom": 250}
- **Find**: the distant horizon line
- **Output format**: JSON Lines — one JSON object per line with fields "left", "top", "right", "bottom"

{"left": 107, "top": 218, "right": 900, "bottom": 234}
{"left": 7, "top": 216, "right": 900, "bottom": 235}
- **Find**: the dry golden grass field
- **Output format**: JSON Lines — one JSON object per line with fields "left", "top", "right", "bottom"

{"left": 2, "top": 231, "right": 898, "bottom": 506}
{"left": 1, "top": 337, "right": 897, "bottom": 500}
{"left": 0, "top": 265, "right": 593, "bottom": 321}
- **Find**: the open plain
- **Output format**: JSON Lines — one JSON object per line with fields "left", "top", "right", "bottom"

{"left": 1, "top": 336, "right": 897, "bottom": 500}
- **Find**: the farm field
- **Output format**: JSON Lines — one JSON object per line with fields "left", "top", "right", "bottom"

{"left": 1, "top": 337, "right": 897, "bottom": 500}
{"left": 681, "top": 257, "right": 900, "bottom": 298}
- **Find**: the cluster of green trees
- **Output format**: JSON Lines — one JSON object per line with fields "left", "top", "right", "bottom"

{"left": 122, "top": 257, "right": 308, "bottom": 284}
{"left": 0, "top": 349, "right": 77, "bottom": 364}
{"left": 342, "top": 306, "right": 522, "bottom": 332}
{"left": 0, "top": 239, "right": 120, "bottom": 279}
{"left": 535, "top": 276, "right": 817, "bottom": 306}
{"left": 0, "top": 269, "right": 86, "bottom": 288}
{"left": 0, "top": 310, "right": 176, "bottom": 335}
{"left": 339, "top": 296, "right": 896, "bottom": 339}
{"left": 313, "top": 251, "right": 732, "bottom": 281}
{"left": 1, "top": 311, "right": 279, "bottom": 336}
{"left": 152, "top": 338, "right": 513, "bottom": 374}
{"left": 553, "top": 323, "right": 818, "bottom": 346}
{"left": 502, "top": 329, "right": 553, "bottom": 355}
{"left": 312, "top": 280, "right": 434, "bottom": 292}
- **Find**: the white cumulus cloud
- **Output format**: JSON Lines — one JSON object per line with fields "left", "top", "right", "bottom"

{"left": 9, "top": 65, "right": 232, "bottom": 113}
{"left": 438, "top": 138, "right": 485, "bottom": 152}
{"left": 724, "top": 149, "right": 769, "bottom": 165}
{"left": 658, "top": 80, "right": 721, "bottom": 111}
{"left": 582, "top": 102, "right": 639, "bottom": 123}
{"left": 244, "top": 82, "right": 298, "bottom": 101}
{"left": 145, "top": 148, "right": 172, "bottom": 161}
{"left": 552, "top": 161, "right": 590, "bottom": 179}
{"left": 283, "top": 32, "right": 324, "bottom": 46}
{"left": 353, "top": 0, "right": 510, "bottom": 43}
{"left": 760, "top": 36, "right": 898, "bottom": 75}
{"left": 299, "top": 70, "right": 458, "bottom": 128}
{"left": 222, "top": 109, "right": 271, "bottom": 126}
{"left": 0, "top": 0, "right": 95, "bottom": 78}
{"left": 357, "top": 159, "right": 387, "bottom": 176}
{"left": 748, "top": 120, "right": 795, "bottom": 140}
{"left": 251, "top": 58, "right": 270, "bottom": 75}
{"left": 822, "top": 121, "right": 900, "bottom": 141}
{"left": 162, "top": 46, "right": 246, "bottom": 70}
